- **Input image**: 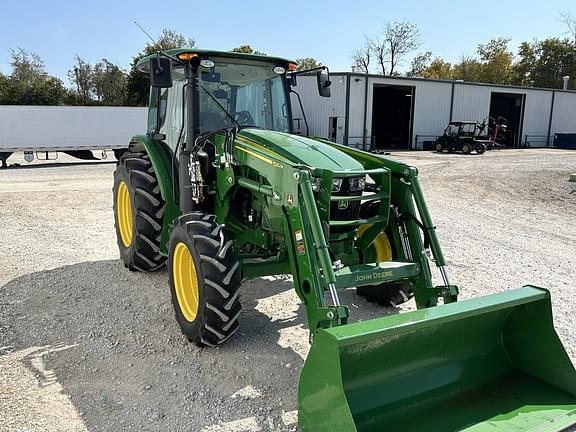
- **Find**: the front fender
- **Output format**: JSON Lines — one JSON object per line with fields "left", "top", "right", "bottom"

{"left": 129, "top": 135, "right": 180, "bottom": 255}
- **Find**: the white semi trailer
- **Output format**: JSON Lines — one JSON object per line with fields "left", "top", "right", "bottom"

{"left": 0, "top": 105, "right": 148, "bottom": 167}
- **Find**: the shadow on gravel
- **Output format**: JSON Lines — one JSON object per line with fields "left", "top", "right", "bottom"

{"left": 0, "top": 259, "right": 399, "bottom": 432}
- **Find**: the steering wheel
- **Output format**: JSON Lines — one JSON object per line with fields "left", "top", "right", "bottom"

{"left": 234, "top": 110, "right": 255, "bottom": 126}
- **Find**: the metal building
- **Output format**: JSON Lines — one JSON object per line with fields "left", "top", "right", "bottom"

{"left": 290, "top": 73, "right": 576, "bottom": 150}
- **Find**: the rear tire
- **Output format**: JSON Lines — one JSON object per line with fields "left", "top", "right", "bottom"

{"left": 168, "top": 213, "right": 241, "bottom": 347}
{"left": 113, "top": 151, "right": 166, "bottom": 271}
{"left": 475, "top": 143, "right": 486, "bottom": 154}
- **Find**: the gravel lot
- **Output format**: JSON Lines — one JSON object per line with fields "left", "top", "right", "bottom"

{"left": 1, "top": 149, "right": 575, "bottom": 431}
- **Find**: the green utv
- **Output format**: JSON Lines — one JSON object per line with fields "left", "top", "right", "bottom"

{"left": 112, "top": 49, "right": 576, "bottom": 431}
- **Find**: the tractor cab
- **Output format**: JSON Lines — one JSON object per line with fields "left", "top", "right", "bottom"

{"left": 136, "top": 49, "right": 330, "bottom": 155}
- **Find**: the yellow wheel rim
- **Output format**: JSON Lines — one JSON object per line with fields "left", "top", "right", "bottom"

{"left": 172, "top": 242, "right": 200, "bottom": 322}
{"left": 357, "top": 224, "right": 393, "bottom": 262}
{"left": 116, "top": 181, "right": 133, "bottom": 248}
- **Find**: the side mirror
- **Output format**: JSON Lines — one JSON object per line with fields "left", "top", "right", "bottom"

{"left": 150, "top": 57, "right": 173, "bottom": 88}
{"left": 317, "top": 70, "right": 331, "bottom": 98}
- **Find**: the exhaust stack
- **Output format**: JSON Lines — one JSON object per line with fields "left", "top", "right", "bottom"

{"left": 563, "top": 76, "right": 570, "bottom": 90}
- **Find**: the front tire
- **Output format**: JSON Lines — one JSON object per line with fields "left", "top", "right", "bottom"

{"left": 113, "top": 152, "right": 166, "bottom": 271}
{"left": 435, "top": 142, "right": 444, "bottom": 153}
{"left": 168, "top": 213, "right": 241, "bottom": 347}
{"left": 355, "top": 203, "right": 414, "bottom": 307}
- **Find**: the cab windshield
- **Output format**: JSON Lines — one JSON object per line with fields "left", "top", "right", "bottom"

{"left": 197, "top": 59, "right": 290, "bottom": 133}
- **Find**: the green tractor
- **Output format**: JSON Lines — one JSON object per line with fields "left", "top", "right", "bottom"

{"left": 113, "top": 49, "right": 576, "bottom": 431}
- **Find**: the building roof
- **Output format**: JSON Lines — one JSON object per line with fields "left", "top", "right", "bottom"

{"left": 326, "top": 71, "right": 576, "bottom": 94}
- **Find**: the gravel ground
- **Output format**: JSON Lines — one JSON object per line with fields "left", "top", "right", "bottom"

{"left": 0, "top": 149, "right": 575, "bottom": 431}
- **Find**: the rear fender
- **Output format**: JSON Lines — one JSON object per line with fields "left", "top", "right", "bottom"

{"left": 128, "top": 135, "right": 180, "bottom": 255}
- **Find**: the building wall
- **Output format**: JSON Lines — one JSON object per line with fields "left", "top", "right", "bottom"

{"left": 290, "top": 75, "right": 347, "bottom": 141}
{"left": 292, "top": 74, "right": 575, "bottom": 149}
{"left": 552, "top": 92, "right": 576, "bottom": 134}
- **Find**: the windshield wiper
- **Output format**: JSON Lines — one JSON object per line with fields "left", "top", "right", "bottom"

{"left": 200, "top": 85, "right": 240, "bottom": 127}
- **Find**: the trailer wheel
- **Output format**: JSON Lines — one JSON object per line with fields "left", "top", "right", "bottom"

{"left": 168, "top": 213, "right": 241, "bottom": 347}
{"left": 113, "top": 151, "right": 166, "bottom": 271}
{"left": 475, "top": 143, "right": 486, "bottom": 154}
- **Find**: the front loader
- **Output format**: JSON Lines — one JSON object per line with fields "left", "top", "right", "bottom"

{"left": 112, "top": 49, "right": 576, "bottom": 431}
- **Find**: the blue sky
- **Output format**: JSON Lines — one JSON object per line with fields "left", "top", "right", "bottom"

{"left": 0, "top": 0, "right": 573, "bottom": 84}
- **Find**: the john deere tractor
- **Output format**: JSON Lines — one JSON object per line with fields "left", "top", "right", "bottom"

{"left": 113, "top": 49, "right": 576, "bottom": 431}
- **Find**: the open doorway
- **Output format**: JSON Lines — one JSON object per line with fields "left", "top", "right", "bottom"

{"left": 489, "top": 92, "right": 525, "bottom": 147}
{"left": 371, "top": 85, "right": 414, "bottom": 150}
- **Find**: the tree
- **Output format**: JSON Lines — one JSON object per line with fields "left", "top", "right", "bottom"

{"left": 230, "top": 45, "right": 266, "bottom": 55}
{"left": 530, "top": 38, "right": 576, "bottom": 88}
{"left": 408, "top": 51, "right": 432, "bottom": 77}
{"left": 68, "top": 55, "right": 93, "bottom": 104}
{"left": 367, "top": 34, "right": 388, "bottom": 75}
{"left": 513, "top": 41, "right": 538, "bottom": 86}
{"left": 93, "top": 59, "right": 127, "bottom": 105}
{"left": 143, "top": 29, "right": 195, "bottom": 55}
{"left": 421, "top": 58, "right": 453, "bottom": 80}
{"left": 295, "top": 57, "right": 321, "bottom": 71}
{"left": 362, "top": 21, "right": 421, "bottom": 75}
{"left": 350, "top": 39, "right": 371, "bottom": 73}
{"left": 125, "top": 28, "right": 196, "bottom": 106}
{"left": 476, "top": 37, "right": 514, "bottom": 84}
{"left": 560, "top": 12, "right": 576, "bottom": 44}
{"left": 9, "top": 48, "right": 45, "bottom": 82}
{"left": 383, "top": 21, "right": 421, "bottom": 75}
{"left": 452, "top": 54, "right": 483, "bottom": 81}
{"left": 2, "top": 48, "right": 66, "bottom": 105}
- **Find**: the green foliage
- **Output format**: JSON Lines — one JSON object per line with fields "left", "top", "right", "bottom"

{"left": 295, "top": 57, "right": 322, "bottom": 71}
{"left": 421, "top": 58, "right": 453, "bottom": 80}
{"left": 0, "top": 48, "right": 66, "bottom": 105}
{"left": 518, "top": 38, "right": 576, "bottom": 88}
{"left": 93, "top": 59, "right": 127, "bottom": 105}
{"left": 230, "top": 45, "right": 266, "bottom": 55}
{"left": 68, "top": 55, "right": 93, "bottom": 104}
{"left": 476, "top": 38, "right": 514, "bottom": 84}
{"left": 408, "top": 51, "right": 432, "bottom": 77}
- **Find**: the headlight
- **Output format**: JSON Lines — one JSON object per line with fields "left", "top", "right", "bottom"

{"left": 331, "top": 178, "right": 343, "bottom": 192}
{"left": 348, "top": 176, "right": 366, "bottom": 192}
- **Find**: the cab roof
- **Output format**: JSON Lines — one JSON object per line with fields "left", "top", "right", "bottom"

{"left": 136, "top": 48, "right": 296, "bottom": 73}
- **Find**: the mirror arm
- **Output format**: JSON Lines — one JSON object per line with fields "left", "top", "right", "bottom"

{"left": 290, "top": 65, "right": 329, "bottom": 76}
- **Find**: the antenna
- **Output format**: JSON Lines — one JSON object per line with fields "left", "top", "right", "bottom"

{"left": 134, "top": 21, "right": 157, "bottom": 45}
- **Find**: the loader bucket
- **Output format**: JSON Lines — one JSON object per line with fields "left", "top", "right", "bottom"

{"left": 298, "top": 286, "right": 576, "bottom": 432}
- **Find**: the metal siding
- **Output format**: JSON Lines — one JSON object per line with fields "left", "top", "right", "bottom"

{"left": 290, "top": 75, "right": 347, "bottom": 139}
{"left": 552, "top": 92, "right": 576, "bottom": 134}
{"left": 0, "top": 105, "right": 147, "bottom": 152}
{"left": 452, "top": 84, "right": 491, "bottom": 122}
{"left": 412, "top": 81, "right": 452, "bottom": 149}
{"left": 521, "top": 90, "right": 553, "bottom": 145}
{"left": 347, "top": 75, "right": 367, "bottom": 144}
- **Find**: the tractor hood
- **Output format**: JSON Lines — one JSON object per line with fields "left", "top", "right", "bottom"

{"left": 236, "top": 129, "right": 364, "bottom": 172}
